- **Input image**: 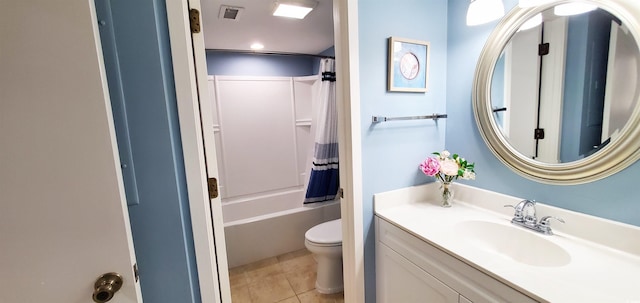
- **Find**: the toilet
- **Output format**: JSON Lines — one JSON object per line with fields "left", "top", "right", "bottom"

{"left": 304, "top": 218, "right": 343, "bottom": 294}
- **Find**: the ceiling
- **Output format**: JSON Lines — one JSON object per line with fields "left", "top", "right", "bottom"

{"left": 201, "top": 0, "right": 335, "bottom": 54}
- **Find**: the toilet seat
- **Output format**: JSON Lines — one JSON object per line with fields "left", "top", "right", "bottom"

{"left": 305, "top": 219, "right": 342, "bottom": 246}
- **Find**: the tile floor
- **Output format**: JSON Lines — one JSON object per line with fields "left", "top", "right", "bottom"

{"left": 228, "top": 249, "right": 344, "bottom": 303}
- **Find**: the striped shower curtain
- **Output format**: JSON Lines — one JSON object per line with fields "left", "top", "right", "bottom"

{"left": 304, "top": 58, "right": 339, "bottom": 204}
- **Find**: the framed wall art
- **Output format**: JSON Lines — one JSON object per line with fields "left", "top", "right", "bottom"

{"left": 388, "top": 37, "right": 430, "bottom": 92}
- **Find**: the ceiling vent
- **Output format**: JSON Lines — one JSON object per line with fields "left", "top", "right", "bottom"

{"left": 219, "top": 5, "right": 244, "bottom": 21}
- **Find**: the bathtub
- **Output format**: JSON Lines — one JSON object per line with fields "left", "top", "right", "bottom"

{"left": 222, "top": 189, "right": 341, "bottom": 268}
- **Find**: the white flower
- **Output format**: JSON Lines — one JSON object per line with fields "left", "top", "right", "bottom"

{"left": 461, "top": 170, "right": 476, "bottom": 180}
{"left": 440, "top": 150, "right": 450, "bottom": 159}
{"left": 440, "top": 158, "right": 459, "bottom": 176}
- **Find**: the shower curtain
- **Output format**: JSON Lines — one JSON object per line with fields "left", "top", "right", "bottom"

{"left": 304, "top": 58, "right": 339, "bottom": 204}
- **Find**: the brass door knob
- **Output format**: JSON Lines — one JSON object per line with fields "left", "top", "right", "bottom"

{"left": 93, "top": 273, "right": 123, "bottom": 302}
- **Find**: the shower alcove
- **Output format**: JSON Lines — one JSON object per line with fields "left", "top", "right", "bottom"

{"left": 207, "top": 75, "right": 340, "bottom": 268}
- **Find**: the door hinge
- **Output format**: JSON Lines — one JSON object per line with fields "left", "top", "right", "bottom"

{"left": 133, "top": 263, "right": 139, "bottom": 283}
{"left": 539, "top": 43, "right": 550, "bottom": 56}
{"left": 534, "top": 128, "right": 545, "bottom": 139}
{"left": 207, "top": 177, "right": 219, "bottom": 199}
{"left": 189, "top": 9, "right": 201, "bottom": 33}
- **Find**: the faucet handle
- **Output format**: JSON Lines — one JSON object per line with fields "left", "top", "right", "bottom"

{"left": 539, "top": 216, "right": 565, "bottom": 226}
{"left": 504, "top": 204, "right": 524, "bottom": 222}
{"left": 538, "top": 216, "right": 565, "bottom": 235}
{"left": 505, "top": 200, "right": 535, "bottom": 219}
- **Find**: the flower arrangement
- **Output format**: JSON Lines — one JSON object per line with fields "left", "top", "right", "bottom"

{"left": 419, "top": 150, "right": 476, "bottom": 207}
{"left": 419, "top": 150, "right": 476, "bottom": 182}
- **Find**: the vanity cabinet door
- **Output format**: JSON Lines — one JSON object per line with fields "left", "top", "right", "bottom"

{"left": 377, "top": 242, "right": 459, "bottom": 303}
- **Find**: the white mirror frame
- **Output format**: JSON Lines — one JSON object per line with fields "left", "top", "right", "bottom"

{"left": 473, "top": 0, "right": 640, "bottom": 184}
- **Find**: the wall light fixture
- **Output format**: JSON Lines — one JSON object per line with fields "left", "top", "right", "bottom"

{"left": 467, "top": 0, "right": 505, "bottom": 26}
{"left": 518, "top": 0, "right": 554, "bottom": 8}
{"left": 554, "top": 3, "right": 597, "bottom": 16}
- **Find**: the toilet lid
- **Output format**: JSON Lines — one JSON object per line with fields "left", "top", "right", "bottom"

{"left": 305, "top": 219, "right": 342, "bottom": 245}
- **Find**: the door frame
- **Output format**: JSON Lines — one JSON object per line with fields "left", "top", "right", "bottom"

{"left": 165, "top": 1, "right": 230, "bottom": 302}
{"left": 332, "top": 0, "right": 365, "bottom": 302}
{"left": 165, "top": 0, "right": 365, "bottom": 302}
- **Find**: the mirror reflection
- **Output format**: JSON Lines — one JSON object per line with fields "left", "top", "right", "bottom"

{"left": 491, "top": 6, "right": 640, "bottom": 163}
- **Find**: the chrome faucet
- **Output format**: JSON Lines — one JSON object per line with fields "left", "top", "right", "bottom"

{"left": 537, "top": 216, "right": 565, "bottom": 235}
{"left": 505, "top": 199, "right": 536, "bottom": 226}
{"left": 504, "top": 200, "right": 565, "bottom": 235}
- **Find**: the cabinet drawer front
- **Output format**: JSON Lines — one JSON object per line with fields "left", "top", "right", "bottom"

{"left": 376, "top": 217, "right": 539, "bottom": 303}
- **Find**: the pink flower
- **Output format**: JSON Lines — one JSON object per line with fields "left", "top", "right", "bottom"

{"left": 440, "top": 159, "right": 460, "bottom": 176}
{"left": 419, "top": 157, "right": 440, "bottom": 176}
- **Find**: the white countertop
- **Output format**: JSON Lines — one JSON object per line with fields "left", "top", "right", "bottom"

{"left": 374, "top": 183, "right": 640, "bottom": 303}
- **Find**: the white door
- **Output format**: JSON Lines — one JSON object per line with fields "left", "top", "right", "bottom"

{"left": 503, "top": 27, "right": 541, "bottom": 159}
{"left": 603, "top": 21, "right": 638, "bottom": 140}
{"left": 0, "top": 1, "right": 142, "bottom": 302}
{"left": 190, "top": 10, "right": 233, "bottom": 303}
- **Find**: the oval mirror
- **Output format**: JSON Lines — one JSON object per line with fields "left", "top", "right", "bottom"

{"left": 473, "top": 0, "right": 640, "bottom": 184}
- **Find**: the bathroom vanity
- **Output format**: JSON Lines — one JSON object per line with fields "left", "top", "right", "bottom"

{"left": 374, "top": 0, "right": 640, "bottom": 301}
{"left": 374, "top": 183, "right": 640, "bottom": 303}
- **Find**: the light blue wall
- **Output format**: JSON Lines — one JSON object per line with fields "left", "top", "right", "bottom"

{"left": 206, "top": 51, "right": 316, "bottom": 76}
{"left": 95, "top": 0, "right": 200, "bottom": 302}
{"left": 446, "top": 0, "right": 640, "bottom": 227}
{"left": 358, "top": 1, "right": 448, "bottom": 302}
{"left": 312, "top": 46, "right": 337, "bottom": 73}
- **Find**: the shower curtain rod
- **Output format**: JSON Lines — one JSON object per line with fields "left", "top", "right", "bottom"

{"left": 206, "top": 48, "right": 335, "bottom": 59}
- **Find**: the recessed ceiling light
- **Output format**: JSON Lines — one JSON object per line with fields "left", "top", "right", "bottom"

{"left": 250, "top": 43, "right": 265, "bottom": 50}
{"left": 272, "top": 0, "right": 318, "bottom": 19}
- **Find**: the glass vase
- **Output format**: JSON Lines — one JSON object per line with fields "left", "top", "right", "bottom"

{"left": 439, "top": 181, "right": 454, "bottom": 208}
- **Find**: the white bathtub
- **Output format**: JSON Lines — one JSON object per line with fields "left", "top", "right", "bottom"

{"left": 222, "top": 190, "right": 341, "bottom": 268}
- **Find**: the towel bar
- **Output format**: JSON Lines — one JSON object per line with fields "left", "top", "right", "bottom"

{"left": 371, "top": 114, "right": 448, "bottom": 123}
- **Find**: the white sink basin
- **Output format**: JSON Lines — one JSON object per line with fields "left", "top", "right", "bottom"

{"left": 455, "top": 220, "right": 571, "bottom": 267}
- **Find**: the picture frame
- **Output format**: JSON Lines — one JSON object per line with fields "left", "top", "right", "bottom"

{"left": 387, "top": 37, "right": 430, "bottom": 92}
